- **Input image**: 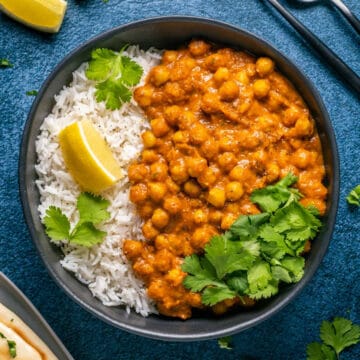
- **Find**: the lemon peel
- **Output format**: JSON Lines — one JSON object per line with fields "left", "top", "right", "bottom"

{"left": 59, "top": 120, "right": 123, "bottom": 194}
{"left": 0, "top": 0, "right": 67, "bottom": 33}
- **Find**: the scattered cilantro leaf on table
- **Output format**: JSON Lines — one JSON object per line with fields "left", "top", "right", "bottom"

{"left": 182, "top": 173, "right": 322, "bottom": 306}
{"left": 0, "top": 58, "right": 13, "bottom": 68}
{"left": 218, "top": 336, "right": 233, "bottom": 350}
{"left": 44, "top": 192, "right": 110, "bottom": 247}
{"left": 85, "top": 46, "right": 143, "bottom": 110}
{"left": 307, "top": 317, "right": 360, "bottom": 359}
{"left": 346, "top": 184, "right": 360, "bottom": 206}
{"left": 26, "top": 90, "right": 38, "bottom": 96}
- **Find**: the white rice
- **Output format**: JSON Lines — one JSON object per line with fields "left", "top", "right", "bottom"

{"left": 35, "top": 46, "right": 162, "bottom": 316}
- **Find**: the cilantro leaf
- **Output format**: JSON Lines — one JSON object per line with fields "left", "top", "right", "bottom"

{"left": 44, "top": 206, "right": 70, "bottom": 240}
{"left": 26, "top": 90, "right": 38, "bottom": 96}
{"left": 0, "top": 59, "right": 13, "bottom": 68}
{"left": 346, "top": 184, "right": 360, "bottom": 206}
{"left": 44, "top": 193, "right": 110, "bottom": 247}
{"left": 70, "top": 222, "right": 106, "bottom": 247}
{"left": 7, "top": 340, "right": 16, "bottom": 358}
{"left": 229, "top": 213, "right": 270, "bottom": 241}
{"left": 307, "top": 342, "right": 336, "bottom": 360}
{"left": 226, "top": 272, "right": 248, "bottom": 294}
{"left": 251, "top": 173, "right": 301, "bottom": 212}
{"left": 218, "top": 336, "right": 233, "bottom": 350}
{"left": 246, "top": 261, "right": 272, "bottom": 294}
{"left": 202, "top": 284, "right": 237, "bottom": 306}
{"left": 77, "top": 192, "right": 110, "bottom": 224}
{"left": 320, "top": 317, "right": 360, "bottom": 355}
{"left": 85, "top": 47, "right": 143, "bottom": 110}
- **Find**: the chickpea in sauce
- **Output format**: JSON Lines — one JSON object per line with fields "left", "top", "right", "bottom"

{"left": 123, "top": 40, "right": 327, "bottom": 320}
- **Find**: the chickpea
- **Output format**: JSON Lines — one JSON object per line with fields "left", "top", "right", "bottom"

{"left": 229, "top": 165, "right": 245, "bottom": 181}
{"left": 164, "top": 105, "right": 182, "bottom": 126}
{"left": 152, "top": 208, "right": 170, "bottom": 229}
{"left": 283, "top": 105, "right": 301, "bottom": 127}
{"left": 178, "top": 111, "right": 196, "bottom": 130}
{"left": 163, "top": 195, "right": 182, "bottom": 215}
{"left": 246, "top": 63, "right": 257, "bottom": 77}
{"left": 189, "top": 124, "right": 208, "bottom": 144}
{"left": 218, "top": 152, "right": 237, "bottom": 172}
{"left": 253, "top": 79, "right": 271, "bottom": 98}
{"left": 164, "top": 81, "right": 185, "bottom": 101}
{"left": 150, "top": 117, "right": 170, "bottom": 137}
{"left": 219, "top": 136, "right": 237, "bottom": 152}
{"left": 189, "top": 39, "right": 211, "bottom": 56}
{"left": 184, "top": 180, "right": 202, "bottom": 197}
{"left": 165, "top": 177, "right": 180, "bottom": 194}
{"left": 208, "top": 187, "right": 226, "bottom": 208}
{"left": 201, "top": 92, "right": 220, "bottom": 114}
{"left": 128, "top": 163, "right": 148, "bottom": 183}
{"left": 151, "top": 65, "right": 170, "bottom": 86}
{"left": 208, "top": 209, "right": 223, "bottom": 224}
{"left": 221, "top": 213, "right": 237, "bottom": 230}
{"left": 186, "top": 157, "right": 207, "bottom": 178}
{"left": 172, "top": 130, "right": 189, "bottom": 144}
{"left": 205, "top": 53, "right": 227, "bottom": 72}
{"left": 138, "top": 201, "right": 155, "bottom": 219}
{"left": 155, "top": 234, "right": 169, "bottom": 250}
{"left": 293, "top": 116, "right": 313, "bottom": 137}
{"left": 134, "top": 85, "right": 153, "bottom": 107}
{"left": 213, "top": 67, "right": 230, "bottom": 84}
{"left": 193, "top": 209, "right": 208, "bottom": 224}
{"left": 266, "top": 163, "right": 280, "bottom": 182}
{"left": 166, "top": 268, "right": 185, "bottom": 286}
{"left": 122, "top": 240, "right": 143, "bottom": 261}
{"left": 141, "top": 149, "right": 159, "bottom": 163}
{"left": 197, "top": 166, "right": 219, "bottom": 188}
{"left": 142, "top": 220, "right": 159, "bottom": 240}
{"left": 191, "top": 226, "right": 215, "bottom": 249}
{"left": 148, "top": 182, "right": 167, "bottom": 202}
{"left": 256, "top": 57, "right": 275, "bottom": 77}
{"left": 200, "top": 139, "right": 219, "bottom": 160}
{"left": 154, "top": 249, "right": 173, "bottom": 272}
{"left": 292, "top": 149, "right": 315, "bottom": 169}
{"left": 162, "top": 50, "right": 178, "bottom": 64}
{"left": 129, "top": 183, "right": 148, "bottom": 203}
{"left": 225, "top": 181, "right": 244, "bottom": 202}
{"left": 133, "top": 259, "right": 154, "bottom": 278}
{"left": 219, "top": 80, "right": 239, "bottom": 101}
{"left": 142, "top": 130, "right": 157, "bottom": 148}
{"left": 235, "top": 70, "right": 250, "bottom": 85}
{"left": 170, "top": 160, "right": 189, "bottom": 183}
{"left": 150, "top": 161, "right": 168, "bottom": 181}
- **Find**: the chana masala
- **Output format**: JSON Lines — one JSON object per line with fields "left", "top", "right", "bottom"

{"left": 123, "top": 40, "right": 327, "bottom": 319}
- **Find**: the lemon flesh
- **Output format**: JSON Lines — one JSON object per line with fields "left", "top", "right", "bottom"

{"left": 0, "top": 0, "right": 67, "bottom": 33}
{"left": 59, "top": 120, "right": 123, "bottom": 194}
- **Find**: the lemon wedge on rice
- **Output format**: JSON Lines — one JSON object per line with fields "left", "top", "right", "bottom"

{"left": 0, "top": 0, "right": 67, "bottom": 33}
{"left": 59, "top": 120, "right": 123, "bottom": 194}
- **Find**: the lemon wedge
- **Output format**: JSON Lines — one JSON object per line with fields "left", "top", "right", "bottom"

{"left": 59, "top": 120, "right": 123, "bottom": 194}
{"left": 0, "top": 0, "right": 67, "bottom": 33}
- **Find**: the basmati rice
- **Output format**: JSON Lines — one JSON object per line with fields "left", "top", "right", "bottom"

{"left": 35, "top": 46, "right": 162, "bottom": 316}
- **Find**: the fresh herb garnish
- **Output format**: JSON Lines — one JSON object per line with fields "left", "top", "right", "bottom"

{"left": 182, "top": 173, "right": 322, "bottom": 306}
{"left": 26, "top": 90, "right": 38, "bottom": 96}
{"left": 218, "top": 336, "right": 233, "bottom": 350}
{"left": 85, "top": 46, "right": 143, "bottom": 110}
{"left": 0, "top": 59, "right": 13, "bottom": 68}
{"left": 44, "top": 192, "right": 110, "bottom": 247}
{"left": 306, "top": 317, "right": 360, "bottom": 359}
{"left": 7, "top": 340, "right": 16, "bottom": 358}
{"left": 0, "top": 332, "right": 5, "bottom": 338}
{"left": 346, "top": 184, "right": 360, "bottom": 206}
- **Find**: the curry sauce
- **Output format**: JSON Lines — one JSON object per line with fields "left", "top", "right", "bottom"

{"left": 123, "top": 40, "right": 327, "bottom": 319}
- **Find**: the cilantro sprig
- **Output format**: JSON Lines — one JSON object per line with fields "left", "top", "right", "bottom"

{"left": 0, "top": 58, "right": 13, "bottom": 68}
{"left": 85, "top": 46, "right": 143, "bottom": 110}
{"left": 182, "top": 174, "right": 322, "bottom": 305}
{"left": 44, "top": 192, "right": 110, "bottom": 247}
{"left": 346, "top": 184, "right": 360, "bottom": 207}
{"left": 307, "top": 317, "right": 360, "bottom": 359}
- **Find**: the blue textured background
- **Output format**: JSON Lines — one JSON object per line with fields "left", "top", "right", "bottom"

{"left": 1, "top": 1, "right": 359, "bottom": 359}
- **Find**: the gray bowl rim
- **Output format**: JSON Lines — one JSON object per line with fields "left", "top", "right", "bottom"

{"left": 19, "top": 15, "right": 340, "bottom": 341}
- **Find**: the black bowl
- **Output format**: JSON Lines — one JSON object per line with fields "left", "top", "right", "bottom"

{"left": 19, "top": 16, "right": 339, "bottom": 341}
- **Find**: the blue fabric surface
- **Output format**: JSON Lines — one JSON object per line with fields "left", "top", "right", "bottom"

{"left": 1, "top": 0, "right": 360, "bottom": 359}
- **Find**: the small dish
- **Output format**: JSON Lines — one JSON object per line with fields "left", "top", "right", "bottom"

{"left": 0, "top": 272, "right": 74, "bottom": 360}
